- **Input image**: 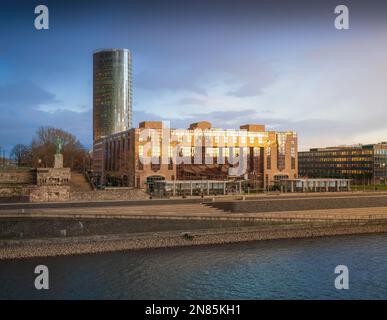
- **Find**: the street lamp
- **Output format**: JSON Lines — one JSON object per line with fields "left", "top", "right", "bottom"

{"left": 381, "top": 163, "right": 386, "bottom": 186}
{"left": 373, "top": 156, "right": 376, "bottom": 192}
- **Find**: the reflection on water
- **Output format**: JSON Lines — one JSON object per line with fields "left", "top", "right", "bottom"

{"left": 1, "top": 234, "right": 387, "bottom": 299}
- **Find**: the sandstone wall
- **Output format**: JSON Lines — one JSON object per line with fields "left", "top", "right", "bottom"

{"left": 0, "top": 170, "right": 34, "bottom": 185}
{"left": 29, "top": 186, "right": 70, "bottom": 202}
{"left": 1, "top": 186, "right": 147, "bottom": 203}
{"left": 0, "top": 186, "right": 30, "bottom": 203}
{"left": 36, "top": 168, "right": 71, "bottom": 186}
{"left": 69, "top": 189, "right": 148, "bottom": 202}
{"left": 0, "top": 186, "right": 24, "bottom": 197}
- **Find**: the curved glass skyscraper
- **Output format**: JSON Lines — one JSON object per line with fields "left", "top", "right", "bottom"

{"left": 93, "top": 49, "right": 132, "bottom": 142}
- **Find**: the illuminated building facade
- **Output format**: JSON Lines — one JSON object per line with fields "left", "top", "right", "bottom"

{"left": 298, "top": 143, "right": 387, "bottom": 185}
{"left": 93, "top": 49, "right": 132, "bottom": 142}
{"left": 92, "top": 121, "right": 298, "bottom": 191}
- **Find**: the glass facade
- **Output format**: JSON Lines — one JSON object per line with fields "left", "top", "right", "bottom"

{"left": 93, "top": 49, "right": 132, "bottom": 142}
{"left": 374, "top": 144, "right": 387, "bottom": 183}
{"left": 298, "top": 143, "right": 387, "bottom": 185}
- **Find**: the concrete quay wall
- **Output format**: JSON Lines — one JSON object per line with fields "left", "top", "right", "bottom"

{"left": 0, "top": 217, "right": 273, "bottom": 240}
{"left": 209, "top": 194, "right": 387, "bottom": 213}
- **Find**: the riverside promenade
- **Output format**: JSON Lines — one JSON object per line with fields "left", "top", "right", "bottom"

{"left": 2, "top": 191, "right": 387, "bottom": 221}
{"left": 1, "top": 191, "right": 387, "bottom": 259}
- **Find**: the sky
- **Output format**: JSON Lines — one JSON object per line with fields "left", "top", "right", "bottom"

{"left": 1, "top": 0, "right": 387, "bottom": 155}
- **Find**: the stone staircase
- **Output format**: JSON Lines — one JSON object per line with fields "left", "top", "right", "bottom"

{"left": 69, "top": 172, "right": 92, "bottom": 192}
{"left": 203, "top": 202, "right": 231, "bottom": 213}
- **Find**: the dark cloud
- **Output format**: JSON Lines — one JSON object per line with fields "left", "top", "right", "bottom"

{"left": 0, "top": 82, "right": 60, "bottom": 109}
{"left": 0, "top": 82, "right": 90, "bottom": 154}
{"left": 0, "top": 108, "right": 92, "bottom": 155}
{"left": 2, "top": 0, "right": 387, "bottom": 155}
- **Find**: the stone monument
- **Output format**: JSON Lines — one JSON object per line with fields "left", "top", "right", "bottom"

{"left": 30, "top": 137, "right": 71, "bottom": 202}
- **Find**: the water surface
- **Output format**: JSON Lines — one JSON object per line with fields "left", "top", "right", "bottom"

{"left": 1, "top": 234, "right": 387, "bottom": 299}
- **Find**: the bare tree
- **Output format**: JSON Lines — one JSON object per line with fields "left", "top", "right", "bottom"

{"left": 31, "top": 126, "right": 90, "bottom": 171}
{"left": 10, "top": 144, "right": 32, "bottom": 167}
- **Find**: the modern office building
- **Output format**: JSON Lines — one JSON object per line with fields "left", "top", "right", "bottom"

{"left": 93, "top": 49, "right": 132, "bottom": 142}
{"left": 92, "top": 121, "right": 298, "bottom": 192}
{"left": 298, "top": 143, "right": 387, "bottom": 185}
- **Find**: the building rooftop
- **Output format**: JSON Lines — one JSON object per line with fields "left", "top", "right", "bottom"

{"left": 93, "top": 48, "right": 130, "bottom": 54}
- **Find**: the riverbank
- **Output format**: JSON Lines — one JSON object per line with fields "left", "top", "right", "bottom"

{"left": 2, "top": 222, "right": 387, "bottom": 260}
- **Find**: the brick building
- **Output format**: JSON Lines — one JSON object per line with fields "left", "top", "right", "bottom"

{"left": 92, "top": 121, "right": 298, "bottom": 191}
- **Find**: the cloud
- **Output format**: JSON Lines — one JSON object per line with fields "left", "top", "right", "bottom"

{"left": 2, "top": 15, "right": 387, "bottom": 156}
{"left": 134, "top": 27, "right": 387, "bottom": 151}
{"left": 0, "top": 82, "right": 91, "bottom": 153}
{"left": 0, "top": 82, "right": 60, "bottom": 109}
{"left": 135, "top": 43, "right": 277, "bottom": 98}
{"left": 132, "top": 107, "right": 387, "bottom": 152}
{"left": 136, "top": 70, "right": 207, "bottom": 94}
{"left": 173, "top": 97, "right": 207, "bottom": 105}
{"left": 226, "top": 61, "right": 278, "bottom": 97}
{"left": 0, "top": 108, "right": 92, "bottom": 154}
{"left": 133, "top": 110, "right": 164, "bottom": 124}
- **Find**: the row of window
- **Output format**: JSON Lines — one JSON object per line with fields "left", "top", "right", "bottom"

{"left": 300, "top": 170, "right": 372, "bottom": 175}
{"left": 300, "top": 151, "right": 373, "bottom": 157}
{"left": 300, "top": 157, "right": 372, "bottom": 162}
{"left": 139, "top": 146, "right": 256, "bottom": 158}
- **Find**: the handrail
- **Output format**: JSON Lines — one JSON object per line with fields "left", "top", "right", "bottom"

{"left": 84, "top": 170, "right": 97, "bottom": 190}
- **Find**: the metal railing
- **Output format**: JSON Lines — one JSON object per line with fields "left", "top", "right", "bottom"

{"left": 84, "top": 170, "right": 97, "bottom": 190}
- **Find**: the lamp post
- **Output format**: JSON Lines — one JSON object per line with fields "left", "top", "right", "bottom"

{"left": 373, "top": 151, "right": 376, "bottom": 192}
{"left": 381, "top": 163, "right": 386, "bottom": 186}
{"left": 0, "top": 147, "right": 6, "bottom": 169}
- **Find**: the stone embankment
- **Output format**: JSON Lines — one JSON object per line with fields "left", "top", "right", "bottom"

{"left": 2, "top": 222, "right": 387, "bottom": 260}
{"left": 3, "top": 192, "right": 387, "bottom": 260}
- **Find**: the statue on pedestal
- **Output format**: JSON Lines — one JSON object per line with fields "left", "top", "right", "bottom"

{"left": 55, "top": 137, "right": 63, "bottom": 155}
{"left": 54, "top": 137, "right": 64, "bottom": 169}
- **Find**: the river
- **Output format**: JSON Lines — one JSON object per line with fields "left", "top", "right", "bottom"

{"left": 1, "top": 233, "right": 387, "bottom": 299}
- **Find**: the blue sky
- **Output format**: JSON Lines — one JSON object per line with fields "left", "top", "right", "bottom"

{"left": 1, "top": 0, "right": 387, "bottom": 155}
